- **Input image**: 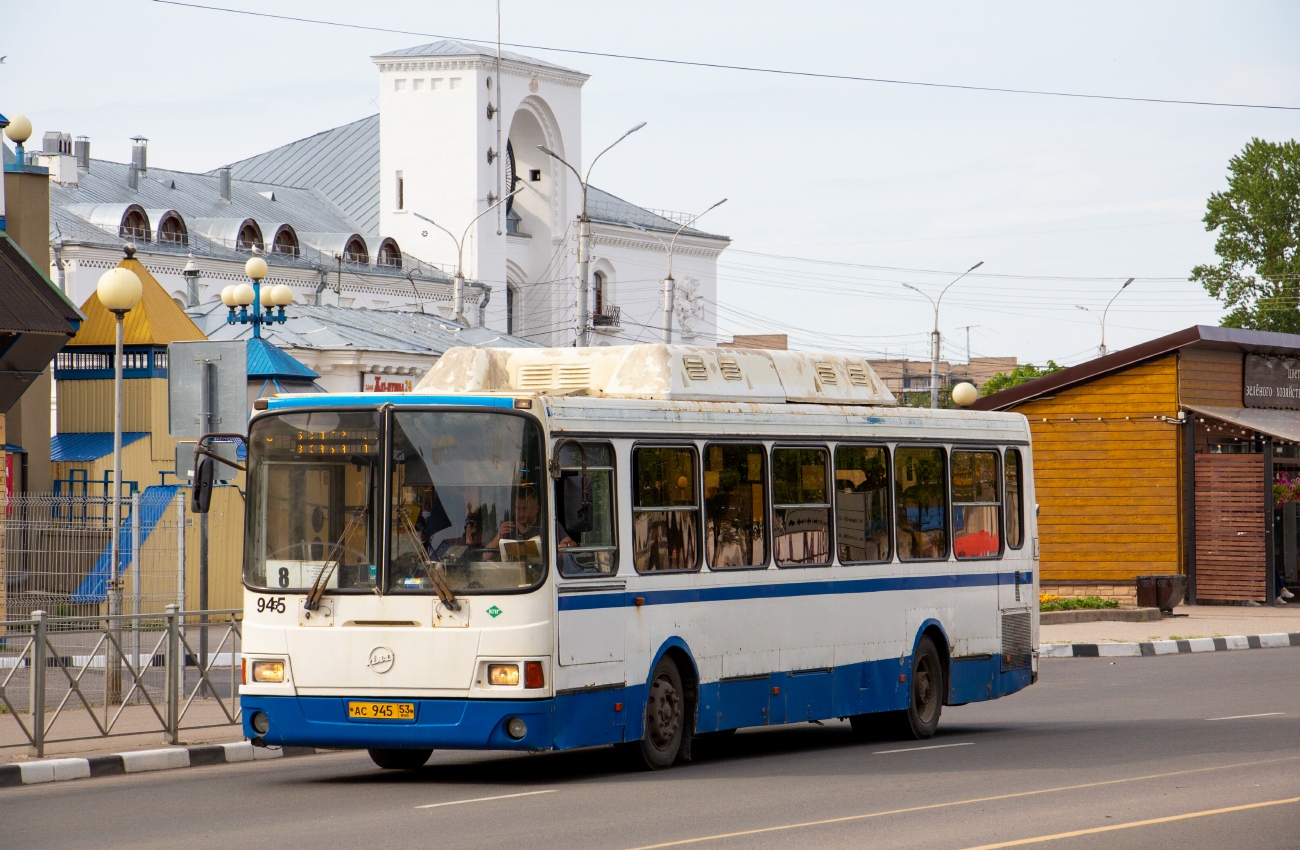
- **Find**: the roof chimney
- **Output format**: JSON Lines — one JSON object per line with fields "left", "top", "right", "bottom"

{"left": 218, "top": 166, "right": 232, "bottom": 202}
{"left": 127, "top": 164, "right": 138, "bottom": 191}
{"left": 130, "top": 136, "right": 148, "bottom": 174}
{"left": 74, "top": 136, "right": 90, "bottom": 171}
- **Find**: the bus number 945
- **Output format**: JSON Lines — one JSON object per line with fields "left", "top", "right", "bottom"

{"left": 256, "top": 596, "right": 287, "bottom": 614}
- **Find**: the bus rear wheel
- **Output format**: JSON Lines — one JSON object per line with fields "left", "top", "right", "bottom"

{"left": 637, "top": 657, "right": 686, "bottom": 770}
{"left": 368, "top": 748, "right": 432, "bottom": 770}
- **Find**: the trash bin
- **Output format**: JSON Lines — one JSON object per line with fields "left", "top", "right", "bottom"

{"left": 1135, "top": 574, "right": 1187, "bottom": 613}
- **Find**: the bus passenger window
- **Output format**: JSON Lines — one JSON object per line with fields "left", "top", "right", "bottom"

{"left": 772, "top": 447, "right": 831, "bottom": 567}
{"left": 704, "top": 443, "right": 767, "bottom": 569}
{"left": 632, "top": 446, "right": 700, "bottom": 572}
{"left": 555, "top": 442, "right": 618, "bottom": 577}
{"left": 951, "top": 450, "right": 1002, "bottom": 559}
{"left": 1006, "top": 449, "right": 1024, "bottom": 549}
{"left": 895, "top": 447, "right": 948, "bottom": 561}
{"left": 834, "top": 445, "right": 891, "bottom": 564}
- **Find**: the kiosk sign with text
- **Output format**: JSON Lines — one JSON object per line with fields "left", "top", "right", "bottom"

{"left": 1244, "top": 354, "right": 1300, "bottom": 409}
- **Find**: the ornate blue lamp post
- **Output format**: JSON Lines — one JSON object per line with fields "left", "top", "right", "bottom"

{"left": 220, "top": 253, "right": 294, "bottom": 338}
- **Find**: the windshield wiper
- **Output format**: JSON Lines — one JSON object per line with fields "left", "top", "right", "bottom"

{"left": 396, "top": 505, "right": 462, "bottom": 611}
{"left": 305, "top": 507, "right": 367, "bottom": 611}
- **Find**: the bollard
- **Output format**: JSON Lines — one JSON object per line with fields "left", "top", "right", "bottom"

{"left": 164, "top": 604, "right": 180, "bottom": 743}
{"left": 29, "top": 610, "right": 46, "bottom": 758}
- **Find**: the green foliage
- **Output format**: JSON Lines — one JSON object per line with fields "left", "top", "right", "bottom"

{"left": 1039, "top": 596, "right": 1121, "bottom": 612}
{"left": 980, "top": 361, "right": 1064, "bottom": 396}
{"left": 1193, "top": 138, "right": 1300, "bottom": 332}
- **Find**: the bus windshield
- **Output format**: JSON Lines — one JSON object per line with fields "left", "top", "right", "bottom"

{"left": 389, "top": 411, "right": 546, "bottom": 594}
{"left": 244, "top": 410, "right": 384, "bottom": 592}
{"left": 245, "top": 408, "right": 547, "bottom": 595}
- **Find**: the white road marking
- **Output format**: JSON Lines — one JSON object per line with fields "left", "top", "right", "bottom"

{"left": 415, "top": 789, "right": 556, "bottom": 809}
{"left": 873, "top": 742, "right": 974, "bottom": 755}
{"left": 1207, "top": 712, "right": 1285, "bottom": 721}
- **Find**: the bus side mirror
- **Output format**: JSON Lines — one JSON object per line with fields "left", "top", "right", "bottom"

{"left": 561, "top": 472, "right": 594, "bottom": 535}
{"left": 192, "top": 456, "right": 215, "bottom": 514}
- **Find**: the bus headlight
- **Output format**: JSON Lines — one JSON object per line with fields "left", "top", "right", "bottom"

{"left": 488, "top": 664, "right": 520, "bottom": 686}
{"left": 251, "top": 660, "right": 285, "bottom": 683}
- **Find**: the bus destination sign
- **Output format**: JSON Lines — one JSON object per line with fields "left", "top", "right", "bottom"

{"left": 1244, "top": 354, "right": 1300, "bottom": 409}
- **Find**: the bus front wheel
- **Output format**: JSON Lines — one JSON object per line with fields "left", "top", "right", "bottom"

{"left": 637, "top": 657, "right": 687, "bottom": 769}
{"left": 368, "top": 748, "right": 432, "bottom": 770}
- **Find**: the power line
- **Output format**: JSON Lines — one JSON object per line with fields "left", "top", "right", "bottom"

{"left": 152, "top": 0, "right": 1300, "bottom": 112}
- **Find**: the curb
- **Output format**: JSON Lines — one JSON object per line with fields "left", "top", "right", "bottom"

{"left": 0, "top": 742, "right": 320, "bottom": 789}
{"left": 1041, "top": 632, "right": 1300, "bottom": 658}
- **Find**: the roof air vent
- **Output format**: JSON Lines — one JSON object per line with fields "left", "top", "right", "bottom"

{"left": 682, "top": 355, "right": 709, "bottom": 382}
{"left": 846, "top": 363, "right": 870, "bottom": 387}
{"left": 718, "top": 357, "right": 743, "bottom": 381}
{"left": 557, "top": 365, "right": 591, "bottom": 389}
{"left": 814, "top": 362, "right": 838, "bottom": 385}
{"left": 519, "top": 364, "right": 553, "bottom": 390}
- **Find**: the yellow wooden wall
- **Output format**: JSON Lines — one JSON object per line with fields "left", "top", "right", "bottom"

{"left": 1011, "top": 355, "right": 1183, "bottom": 583}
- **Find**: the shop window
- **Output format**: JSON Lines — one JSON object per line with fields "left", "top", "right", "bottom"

{"left": 704, "top": 443, "right": 767, "bottom": 569}
{"left": 895, "top": 446, "right": 948, "bottom": 561}
{"left": 632, "top": 446, "right": 700, "bottom": 572}
{"left": 772, "top": 447, "right": 831, "bottom": 566}
{"left": 952, "top": 450, "right": 1002, "bottom": 559}
{"left": 835, "top": 445, "right": 891, "bottom": 563}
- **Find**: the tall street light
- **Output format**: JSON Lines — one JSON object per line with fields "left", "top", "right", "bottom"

{"left": 96, "top": 256, "right": 142, "bottom": 703}
{"left": 413, "top": 187, "right": 522, "bottom": 325}
{"left": 1075, "top": 277, "right": 1135, "bottom": 357}
{"left": 220, "top": 251, "right": 295, "bottom": 337}
{"left": 902, "top": 261, "right": 983, "bottom": 409}
{"left": 631, "top": 199, "right": 727, "bottom": 343}
{"left": 539, "top": 122, "right": 646, "bottom": 347}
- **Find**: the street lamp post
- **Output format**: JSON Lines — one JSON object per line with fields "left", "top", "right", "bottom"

{"left": 413, "top": 187, "right": 522, "bottom": 325}
{"left": 902, "top": 261, "right": 983, "bottom": 409}
{"left": 538, "top": 122, "right": 646, "bottom": 347}
{"left": 96, "top": 258, "right": 143, "bottom": 703}
{"left": 220, "top": 252, "right": 294, "bottom": 337}
{"left": 1075, "top": 278, "right": 1134, "bottom": 357}
{"left": 631, "top": 199, "right": 727, "bottom": 344}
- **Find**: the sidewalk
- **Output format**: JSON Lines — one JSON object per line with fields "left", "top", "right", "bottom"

{"left": 0, "top": 699, "right": 245, "bottom": 764}
{"left": 1040, "top": 604, "right": 1300, "bottom": 646}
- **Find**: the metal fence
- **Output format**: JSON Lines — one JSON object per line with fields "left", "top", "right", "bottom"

{"left": 4, "top": 491, "right": 189, "bottom": 620}
{"left": 0, "top": 608, "right": 241, "bottom": 758}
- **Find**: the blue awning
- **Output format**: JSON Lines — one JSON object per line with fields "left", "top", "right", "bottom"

{"left": 51, "top": 431, "right": 148, "bottom": 462}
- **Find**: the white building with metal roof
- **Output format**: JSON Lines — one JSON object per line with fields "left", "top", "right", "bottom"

{"left": 26, "top": 37, "right": 729, "bottom": 353}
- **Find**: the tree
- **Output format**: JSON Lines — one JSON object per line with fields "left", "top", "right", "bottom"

{"left": 980, "top": 361, "right": 1064, "bottom": 396}
{"left": 1193, "top": 138, "right": 1300, "bottom": 333}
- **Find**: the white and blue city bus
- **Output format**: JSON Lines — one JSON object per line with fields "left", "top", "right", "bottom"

{"left": 238, "top": 345, "right": 1038, "bottom": 770}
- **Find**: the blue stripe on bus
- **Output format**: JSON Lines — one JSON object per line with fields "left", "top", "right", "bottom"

{"left": 266, "top": 394, "right": 515, "bottom": 410}
{"left": 557, "top": 571, "right": 1023, "bottom": 611}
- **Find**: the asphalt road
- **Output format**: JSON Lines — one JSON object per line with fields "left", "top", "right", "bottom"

{"left": 5, "top": 649, "right": 1300, "bottom": 850}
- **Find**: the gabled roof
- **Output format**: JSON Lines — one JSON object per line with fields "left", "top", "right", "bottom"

{"left": 69, "top": 256, "right": 206, "bottom": 347}
{"left": 972, "top": 324, "right": 1300, "bottom": 411}
{"left": 190, "top": 301, "right": 540, "bottom": 357}
{"left": 246, "top": 336, "right": 318, "bottom": 380}
{"left": 219, "top": 115, "right": 380, "bottom": 234}
{"left": 373, "top": 39, "right": 582, "bottom": 75}
{"left": 217, "top": 117, "right": 728, "bottom": 243}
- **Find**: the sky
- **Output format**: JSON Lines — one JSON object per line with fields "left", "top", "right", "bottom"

{"left": 6, "top": 0, "right": 1300, "bottom": 365}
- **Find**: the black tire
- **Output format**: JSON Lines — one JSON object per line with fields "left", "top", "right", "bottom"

{"left": 637, "top": 657, "right": 687, "bottom": 770}
{"left": 367, "top": 748, "right": 432, "bottom": 770}
{"left": 902, "top": 635, "right": 945, "bottom": 739}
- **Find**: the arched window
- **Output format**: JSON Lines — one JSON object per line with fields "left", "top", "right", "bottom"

{"left": 236, "top": 221, "right": 264, "bottom": 252}
{"left": 592, "top": 271, "right": 606, "bottom": 316}
{"left": 272, "top": 227, "right": 299, "bottom": 257}
{"left": 343, "top": 236, "right": 369, "bottom": 264}
{"left": 158, "top": 213, "right": 187, "bottom": 245}
{"left": 120, "top": 209, "right": 150, "bottom": 241}
{"left": 377, "top": 239, "right": 402, "bottom": 268}
{"left": 506, "top": 284, "right": 516, "bottom": 335}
